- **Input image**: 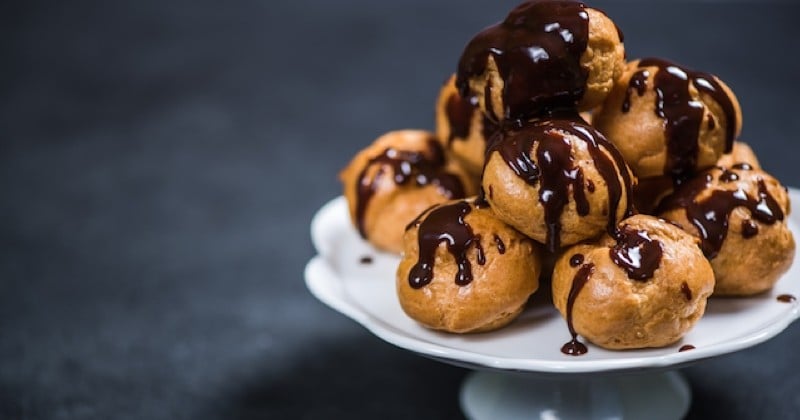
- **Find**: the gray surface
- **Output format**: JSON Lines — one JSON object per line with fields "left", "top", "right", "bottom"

{"left": 1, "top": 0, "right": 799, "bottom": 418}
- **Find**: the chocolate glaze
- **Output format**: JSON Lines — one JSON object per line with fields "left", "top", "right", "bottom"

{"left": 561, "top": 262, "right": 594, "bottom": 355}
{"left": 493, "top": 234, "right": 506, "bottom": 254}
{"left": 355, "top": 138, "right": 466, "bottom": 237}
{"left": 408, "top": 201, "right": 479, "bottom": 289}
{"left": 777, "top": 294, "right": 796, "bottom": 303}
{"left": 679, "top": 344, "right": 695, "bottom": 352}
{"left": 444, "top": 90, "right": 499, "bottom": 145}
{"left": 475, "top": 236, "right": 487, "bottom": 266}
{"left": 636, "top": 58, "right": 739, "bottom": 185}
{"left": 681, "top": 281, "right": 692, "bottom": 301}
{"left": 609, "top": 226, "right": 663, "bottom": 281}
{"left": 741, "top": 219, "right": 759, "bottom": 238}
{"left": 456, "top": 0, "right": 591, "bottom": 123}
{"left": 622, "top": 69, "right": 648, "bottom": 113}
{"left": 719, "top": 168, "right": 739, "bottom": 183}
{"left": 658, "top": 170, "right": 784, "bottom": 259}
{"left": 486, "top": 115, "right": 633, "bottom": 252}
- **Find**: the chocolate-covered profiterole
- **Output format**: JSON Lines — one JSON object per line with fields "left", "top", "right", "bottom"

{"left": 397, "top": 198, "right": 541, "bottom": 333}
{"left": 594, "top": 58, "right": 742, "bottom": 187}
{"left": 456, "top": 0, "right": 624, "bottom": 123}
{"left": 482, "top": 114, "right": 634, "bottom": 252}
{"left": 552, "top": 215, "right": 714, "bottom": 351}
{"left": 340, "top": 130, "right": 478, "bottom": 253}
{"left": 658, "top": 165, "right": 794, "bottom": 296}
{"left": 435, "top": 74, "right": 500, "bottom": 176}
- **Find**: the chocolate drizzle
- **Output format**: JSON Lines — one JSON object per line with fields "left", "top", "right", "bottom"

{"left": 741, "top": 219, "right": 759, "bottom": 238}
{"left": 681, "top": 281, "right": 692, "bottom": 301}
{"left": 456, "top": 0, "right": 591, "bottom": 123}
{"left": 609, "top": 226, "right": 663, "bottom": 281}
{"left": 561, "top": 262, "right": 594, "bottom": 355}
{"left": 408, "top": 201, "right": 480, "bottom": 289}
{"left": 355, "top": 138, "right": 466, "bottom": 237}
{"left": 635, "top": 58, "right": 739, "bottom": 185}
{"left": 486, "top": 116, "right": 633, "bottom": 252}
{"left": 444, "top": 90, "right": 499, "bottom": 145}
{"left": 622, "top": 69, "right": 648, "bottom": 113}
{"left": 659, "top": 170, "right": 784, "bottom": 259}
{"left": 493, "top": 234, "right": 506, "bottom": 254}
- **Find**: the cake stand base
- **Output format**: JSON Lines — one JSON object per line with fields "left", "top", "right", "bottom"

{"left": 460, "top": 370, "right": 690, "bottom": 420}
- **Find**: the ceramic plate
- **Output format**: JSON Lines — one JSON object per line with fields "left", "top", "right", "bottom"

{"left": 304, "top": 190, "right": 800, "bottom": 374}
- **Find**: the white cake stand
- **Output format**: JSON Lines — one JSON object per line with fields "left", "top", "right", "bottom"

{"left": 304, "top": 193, "right": 800, "bottom": 420}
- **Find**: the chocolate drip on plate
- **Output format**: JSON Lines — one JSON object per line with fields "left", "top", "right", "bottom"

{"left": 777, "top": 294, "right": 796, "bottom": 303}
{"left": 561, "top": 262, "right": 594, "bottom": 355}
{"left": 456, "top": 0, "right": 591, "bottom": 122}
{"left": 636, "top": 58, "right": 739, "bottom": 185}
{"left": 355, "top": 138, "right": 466, "bottom": 238}
{"left": 408, "top": 201, "right": 480, "bottom": 289}
{"left": 679, "top": 344, "right": 695, "bottom": 352}
{"left": 609, "top": 226, "right": 663, "bottom": 281}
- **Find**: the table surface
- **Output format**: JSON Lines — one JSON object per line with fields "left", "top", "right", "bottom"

{"left": 2, "top": 1, "right": 799, "bottom": 419}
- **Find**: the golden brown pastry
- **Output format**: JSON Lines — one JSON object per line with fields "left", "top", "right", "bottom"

{"left": 552, "top": 215, "right": 714, "bottom": 351}
{"left": 456, "top": 0, "right": 624, "bottom": 123}
{"left": 397, "top": 198, "right": 541, "bottom": 333}
{"left": 659, "top": 165, "right": 794, "bottom": 296}
{"left": 340, "top": 130, "right": 478, "bottom": 253}
{"left": 593, "top": 58, "right": 743, "bottom": 184}
{"left": 435, "top": 74, "right": 499, "bottom": 176}
{"left": 482, "top": 115, "right": 635, "bottom": 251}
{"left": 716, "top": 141, "right": 761, "bottom": 170}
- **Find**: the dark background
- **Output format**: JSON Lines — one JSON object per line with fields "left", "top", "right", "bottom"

{"left": 2, "top": 0, "right": 799, "bottom": 418}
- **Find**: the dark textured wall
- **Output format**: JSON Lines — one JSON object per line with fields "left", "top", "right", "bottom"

{"left": 2, "top": 1, "right": 799, "bottom": 418}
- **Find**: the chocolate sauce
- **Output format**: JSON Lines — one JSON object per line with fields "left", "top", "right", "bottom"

{"left": 732, "top": 163, "right": 753, "bottom": 171}
{"left": 622, "top": 69, "right": 649, "bottom": 113}
{"left": 561, "top": 262, "right": 594, "bottom": 356}
{"left": 408, "top": 201, "right": 479, "bottom": 288}
{"left": 681, "top": 281, "right": 692, "bottom": 301}
{"left": 445, "top": 92, "right": 476, "bottom": 144}
{"left": 355, "top": 138, "right": 466, "bottom": 237}
{"left": 475, "top": 236, "right": 487, "bottom": 265}
{"left": 658, "top": 170, "right": 784, "bottom": 259}
{"left": 777, "top": 294, "right": 796, "bottom": 303}
{"left": 609, "top": 226, "right": 663, "bottom": 281}
{"left": 569, "top": 253, "right": 584, "bottom": 267}
{"left": 444, "top": 90, "right": 499, "bottom": 145}
{"left": 679, "top": 344, "right": 696, "bottom": 352}
{"left": 486, "top": 116, "right": 633, "bottom": 252}
{"left": 456, "top": 0, "right": 591, "bottom": 123}
{"left": 359, "top": 256, "right": 373, "bottom": 265}
{"left": 493, "top": 234, "right": 506, "bottom": 254}
{"left": 719, "top": 168, "right": 739, "bottom": 183}
{"left": 741, "top": 219, "right": 759, "bottom": 238}
{"left": 636, "top": 58, "right": 739, "bottom": 185}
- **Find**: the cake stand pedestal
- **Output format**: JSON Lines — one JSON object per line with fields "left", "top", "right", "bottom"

{"left": 460, "top": 370, "right": 689, "bottom": 420}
